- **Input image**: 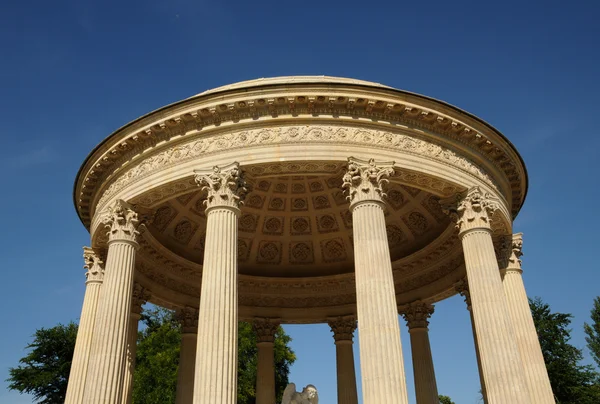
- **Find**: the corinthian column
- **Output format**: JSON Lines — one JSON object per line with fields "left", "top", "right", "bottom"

{"left": 192, "top": 162, "right": 247, "bottom": 404}
{"left": 122, "top": 283, "right": 150, "bottom": 404}
{"left": 500, "top": 234, "right": 555, "bottom": 404}
{"left": 176, "top": 307, "right": 199, "bottom": 404}
{"left": 253, "top": 318, "right": 280, "bottom": 404}
{"left": 342, "top": 157, "right": 409, "bottom": 404}
{"left": 64, "top": 248, "right": 104, "bottom": 404}
{"left": 400, "top": 301, "right": 438, "bottom": 404}
{"left": 83, "top": 199, "right": 140, "bottom": 404}
{"left": 443, "top": 187, "right": 530, "bottom": 404}
{"left": 454, "top": 279, "right": 487, "bottom": 404}
{"left": 327, "top": 316, "right": 358, "bottom": 404}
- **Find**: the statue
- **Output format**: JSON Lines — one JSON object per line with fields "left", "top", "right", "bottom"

{"left": 281, "top": 383, "right": 319, "bottom": 404}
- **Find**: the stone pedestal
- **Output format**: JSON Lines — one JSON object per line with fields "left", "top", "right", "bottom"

{"left": 444, "top": 187, "right": 530, "bottom": 404}
{"left": 253, "top": 318, "right": 280, "bottom": 404}
{"left": 121, "top": 283, "right": 149, "bottom": 404}
{"left": 192, "top": 163, "right": 247, "bottom": 404}
{"left": 176, "top": 307, "right": 199, "bottom": 404}
{"left": 455, "top": 279, "right": 487, "bottom": 404}
{"left": 401, "top": 302, "right": 438, "bottom": 404}
{"left": 328, "top": 316, "right": 359, "bottom": 404}
{"left": 343, "top": 157, "right": 409, "bottom": 404}
{"left": 64, "top": 248, "right": 104, "bottom": 404}
{"left": 500, "top": 234, "right": 555, "bottom": 404}
{"left": 83, "top": 200, "right": 140, "bottom": 404}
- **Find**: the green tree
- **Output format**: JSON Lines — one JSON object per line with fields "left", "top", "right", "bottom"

{"left": 438, "top": 394, "right": 456, "bottom": 404}
{"left": 7, "top": 322, "right": 78, "bottom": 404}
{"left": 584, "top": 296, "right": 600, "bottom": 369}
{"left": 530, "top": 297, "right": 600, "bottom": 403}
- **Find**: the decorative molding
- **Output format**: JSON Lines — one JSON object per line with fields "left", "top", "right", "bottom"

{"left": 342, "top": 157, "right": 395, "bottom": 209}
{"left": 500, "top": 232, "right": 523, "bottom": 274}
{"left": 93, "top": 125, "right": 498, "bottom": 217}
{"left": 253, "top": 318, "right": 280, "bottom": 343}
{"left": 327, "top": 315, "right": 357, "bottom": 342}
{"left": 194, "top": 162, "right": 248, "bottom": 211}
{"left": 454, "top": 278, "right": 472, "bottom": 310}
{"left": 400, "top": 301, "right": 435, "bottom": 330}
{"left": 131, "top": 282, "right": 150, "bottom": 314}
{"left": 102, "top": 199, "right": 140, "bottom": 244}
{"left": 83, "top": 246, "right": 104, "bottom": 284}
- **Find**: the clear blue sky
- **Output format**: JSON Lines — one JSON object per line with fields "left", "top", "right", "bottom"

{"left": 1, "top": 1, "right": 598, "bottom": 403}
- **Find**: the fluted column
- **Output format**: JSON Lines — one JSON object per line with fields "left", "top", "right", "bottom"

{"left": 342, "top": 157, "right": 409, "bottom": 404}
{"left": 192, "top": 163, "right": 248, "bottom": 404}
{"left": 455, "top": 279, "right": 487, "bottom": 404}
{"left": 64, "top": 248, "right": 105, "bottom": 404}
{"left": 121, "top": 283, "right": 150, "bottom": 404}
{"left": 83, "top": 199, "right": 140, "bottom": 403}
{"left": 443, "top": 187, "right": 530, "bottom": 404}
{"left": 328, "top": 315, "right": 358, "bottom": 404}
{"left": 176, "top": 307, "right": 199, "bottom": 404}
{"left": 401, "top": 301, "right": 438, "bottom": 404}
{"left": 253, "top": 318, "right": 280, "bottom": 404}
{"left": 500, "top": 234, "right": 555, "bottom": 403}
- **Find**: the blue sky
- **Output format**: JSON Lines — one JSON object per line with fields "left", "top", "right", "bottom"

{"left": 1, "top": 0, "right": 599, "bottom": 402}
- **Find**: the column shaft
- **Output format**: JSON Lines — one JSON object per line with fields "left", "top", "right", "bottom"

{"left": 176, "top": 333, "right": 198, "bottom": 404}
{"left": 335, "top": 341, "right": 358, "bottom": 404}
{"left": 256, "top": 342, "right": 276, "bottom": 404}
{"left": 409, "top": 329, "right": 439, "bottom": 404}
{"left": 64, "top": 248, "right": 104, "bottom": 404}
{"left": 193, "top": 208, "right": 239, "bottom": 404}
{"left": 461, "top": 229, "right": 530, "bottom": 403}
{"left": 83, "top": 241, "right": 137, "bottom": 403}
{"left": 469, "top": 310, "right": 488, "bottom": 403}
{"left": 121, "top": 312, "right": 141, "bottom": 404}
{"left": 353, "top": 202, "right": 408, "bottom": 404}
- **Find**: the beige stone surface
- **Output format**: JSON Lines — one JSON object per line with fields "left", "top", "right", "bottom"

{"left": 500, "top": 234, "right": 555, "bottom": 403}
{"left": 122, "top": 283, "right": 149, "bottom": 404}
{"left": 328, "top": 315, "right": 358, "bottom": 404}
{"left": 83, "top": 200, "right": 140, "bottom": 403}
{"left": 344, "top": 158, "right": 409, "bottom": 404}
{"left": 64, "top": 248, "right": 104, "bottom": 404}
{"left": 176, "top": 307, "right": 198, "bottom": 404}
{"left": 253, "top": 318, "right": 279, "bottom": 404}
{"left": 401, "top": 301, "right": 439, "bottom": 404}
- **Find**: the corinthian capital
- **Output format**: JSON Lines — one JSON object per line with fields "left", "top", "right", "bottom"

{"left": 194, "top": 162, "right": 248, "bottom": 211}
{"left": 177, "top": 306, "right": 199, "bottom": 334}
{"left": 454, "top": 278, "right": 472, "bottom": 310}
{"left": 501, "top": 233, "right": 523, "bottom": 274}
{"left": 327, "top": 315, "right": 357, "bottom": 342}
{"left": 400, "top": 301, "right": 434, "bottom": 330}
{"left": 442, "top": 187, "right": 500, "bottom": 235}
{"left": 103, "top": 199, "right": 140, "bottom": 244}
{"left": 131, "top": 283, "right": 150, "bottom": 315}
{"left": 342, "top": 157, "right": 395, "bottom": 208}
{"left": 83, "top": 246, "right": 104, "bottom": 284}
{"left": 253, "top": 318, "right": 280, "bottom": 343}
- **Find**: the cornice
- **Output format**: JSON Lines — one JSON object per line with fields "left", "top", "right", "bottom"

{"left": 74, "top": 79, "right": 527, "bottom": 230}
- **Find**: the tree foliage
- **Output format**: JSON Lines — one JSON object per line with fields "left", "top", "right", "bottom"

{"left": 584, "top": 296, "right": 600, "bottom": 369}
{"left": 530, "top": 297, "right": 600, "bottom": 404}
{"left": 7, "top": 322, "right": 78, "bottom": 404}
{"left": 438, "top": 394, "right": 456, "bottom": 404}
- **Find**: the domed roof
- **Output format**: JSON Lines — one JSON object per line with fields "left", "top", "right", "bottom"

{"left": 192, "top": 75, "right": 393, "bottom": 98}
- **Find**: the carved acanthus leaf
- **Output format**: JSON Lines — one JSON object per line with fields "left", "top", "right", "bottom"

{"left": 441, "top": 187, "right": 500, "bottom": 234}
{"left": 342, "top": 157, "right": 395, "bottom": 208}
{"left": 194, "top": 162, "right": 248, "bottom": 210}
{"left": 327, "top": 315, "right": 357, "bottom": 342}
{"left": 454, "top": 278, "right": 472, "bottom": 310}
{"left": 177, "top": 306, "right": 199, "bottom": 334}
{"left": 103, "top": 199, "right": 140, "bottom": 243}
{"left": 131, "top": 283, "right": 150, "bottom": 314}
{"left": 400, "top": 301, "right": 434, "bottom": 330}
{"left": 253, "top": 318, "right": 280, "bottom": 343}
{"left": 83, "top": 246, "right": 104, "bottom": 283}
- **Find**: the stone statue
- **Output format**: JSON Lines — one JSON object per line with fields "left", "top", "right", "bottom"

{"left": 281, "top": 383, "right": 319, "bottom": 404}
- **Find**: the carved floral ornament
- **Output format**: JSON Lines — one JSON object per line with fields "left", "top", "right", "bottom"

{"left": 102, "top": 199, "right": 140, "bottom": 244}
{"left": 131, "top": 283, "right": 151, "bottom": 314}
{"left": 500, "top": 232, "right": 524, "bottom": 273}
{"left": 83, "top": 246, "right": 104, "bottom": 283}
{"left": 193, "top": 162, "right": 249, "bottom": 211}
{"left": 177, "top": 307, "right": 199, "bottom": 334}
{"left": 253, "top": 318, "right": 280, "bottom": 343}
{"left": 327, "top": 315, "right": 357, "bottom": 342}
{"left": 342, "top": 157, "right": 395, "bottom": 208}
{"left": 92, "top": 125, "right": 502, "bottom": 219}
{"left": 441, "top": 186, "right": 501, "bottom": 235}
{"left": 401, "top": 301, "right": 435, "bottom": 330}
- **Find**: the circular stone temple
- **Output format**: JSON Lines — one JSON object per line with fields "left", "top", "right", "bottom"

{"left": 67, "top": 76, "right": 554, "bottom": 404}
